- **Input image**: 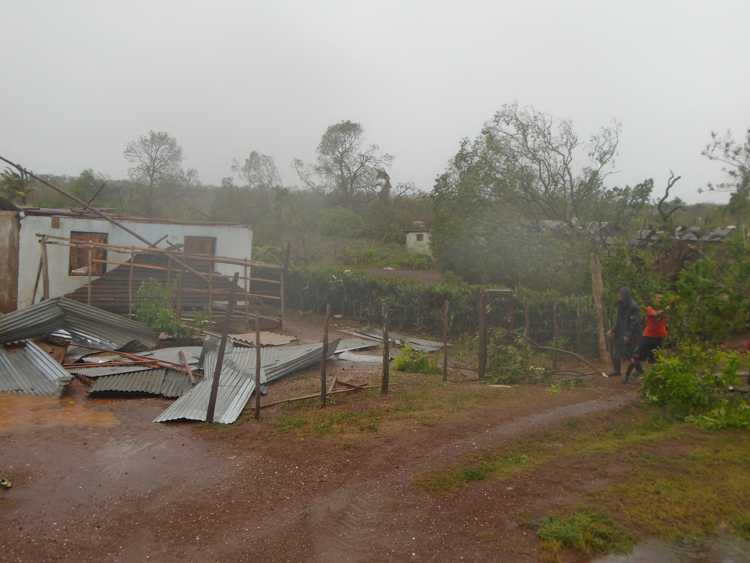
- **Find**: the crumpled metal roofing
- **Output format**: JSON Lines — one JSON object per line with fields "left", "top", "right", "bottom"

{"left": 154, "top": 340, "right": 338, "bottom": 424}
{"left": 0, "top": 341, "right": 72, "bottom": 396}
{"left": 344, "top": 329, "right": 443, "bottom": 353}
{"left": 89, "top": 368, "right": 192, "bottom": 398}
{"left": 0, "top": 298, "right": 157, "bottom": 349}
{"left": 69, "top": 364, "right": 157, "bottom": 378}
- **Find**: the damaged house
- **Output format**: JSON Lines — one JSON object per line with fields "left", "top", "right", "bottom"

{"left": 0, "top": 206, "right": 254, "bottom": 313}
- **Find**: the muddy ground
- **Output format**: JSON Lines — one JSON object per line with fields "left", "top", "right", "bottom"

{"left": 1, "top": 313, "right": 638, "bottom": 562}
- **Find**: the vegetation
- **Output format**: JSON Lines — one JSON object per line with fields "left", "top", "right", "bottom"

{"left": 537, "top": 510, "right": 633, "bottom": 558}
{"left": 393, "top": 345, "right": 439, "bottom": 374}
{"left": 134, "top": 280, "right": 188, "bottom": 336}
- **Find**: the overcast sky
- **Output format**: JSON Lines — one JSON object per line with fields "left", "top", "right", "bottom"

{"left": 2, "top": 0, "right": 748, "bottom": 203}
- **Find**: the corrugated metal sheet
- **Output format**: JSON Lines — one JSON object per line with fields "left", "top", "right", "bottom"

{"left": 0, "top": 298, "right": 157, "bottom": 349}
{"left": 343, "top": 329, "right": 443, "bottom": 353}
{"left": 0, "top": 341, "right": 72, "bottom": 396}
{"left": 89, "top": 368, "right": 193, "bottom": 398}
{"left": 69, "top": 364, "right": 156, "bottom": 378}
{"left": 334, "top": 338, "right": 378, "bottom": 354}
{"left": 90, "top": 368, "right": 165, "bottom": 395}
{"left": 154, "top": 340, "right": 338, "bottom": 424}
{"left": 142, "top": 346, "right": 203, "bottom": 364}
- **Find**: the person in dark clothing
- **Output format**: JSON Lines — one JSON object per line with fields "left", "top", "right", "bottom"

{"left": 608, "top": 287, "right": 641, "bottom": 377}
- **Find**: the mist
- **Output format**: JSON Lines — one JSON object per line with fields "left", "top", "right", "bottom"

{"left": 2, "top": 0, "right": 749, "bottom": 202}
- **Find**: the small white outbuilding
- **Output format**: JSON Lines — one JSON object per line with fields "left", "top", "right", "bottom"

{"left": 405, "top": 221, "right": 432, "bottom": 257}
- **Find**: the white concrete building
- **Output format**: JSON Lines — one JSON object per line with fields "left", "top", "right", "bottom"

{"left": 405, "top": 221, "right": 432, "bottom": 256}
{"left": 0, "top": 208, "right": 253, "bottom": 312}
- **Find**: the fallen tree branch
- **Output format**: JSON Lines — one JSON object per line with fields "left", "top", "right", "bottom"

{"left": 261, "top": 384, "right": 378, "bottom": 409}
{"left": 522, "top": 336, "right": 608, "bottom": 377}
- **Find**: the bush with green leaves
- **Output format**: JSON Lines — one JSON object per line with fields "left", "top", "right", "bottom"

{"left": 486, "top": 330, "right": 548, "bottom": 384}
{"left": 135, "top": 280, "right": 188, "bottom": 336}
{"left": 643, "top": 344, "right": 750, "bottom": 427}
{"left": 393, "top": 345, "right": 439, "bottom": 374}
{"left": 319, "top": 206, "right": 365, "bottom": 238}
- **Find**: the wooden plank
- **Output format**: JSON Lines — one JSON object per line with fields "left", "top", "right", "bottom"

{"left": 320, "top": 304, "right": 330, "bottom": 407}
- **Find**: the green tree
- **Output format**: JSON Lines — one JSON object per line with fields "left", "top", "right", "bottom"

{"left": 703, "top": 128, "right": 750, "bottom": 234}
{"left": 294, "top": 120, "right": 393, "bottom": 206}
{"left": 0, "top": 167, "right": 32, "bottom": 204}
{"left": 124, "top": 130, "right": 183, "bottom": 214}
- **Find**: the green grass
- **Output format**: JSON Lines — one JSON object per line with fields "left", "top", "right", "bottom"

{"left": 414, "top": 409, "right": 679, "bottom": 495}
{"left": 590, "top": 436, "right": 750, "bottom": 541}
{"left": 537, "top": 510, "right": 633, "bottom": 558}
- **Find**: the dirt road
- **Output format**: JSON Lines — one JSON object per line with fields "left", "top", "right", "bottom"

{"left": 1, "top": 371, "right": 632, "bottom": 562}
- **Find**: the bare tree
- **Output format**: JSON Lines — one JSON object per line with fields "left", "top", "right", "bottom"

{"left": 232, "top": 150, "right": 281, "bottom": 190}
{"left": 656, "top": 170, "right": 683, "bottom": 223}
{"left": 703, "top": 128, "right": 750, "bottom": 232}
{"left": 124, "top": 131, "right": 183, "bottom": 213}
{"left": 294, "top": 120, "right": 392, "bottom": 205}
{"left": 480, "top": 103, "right": 621, "bottom": 226}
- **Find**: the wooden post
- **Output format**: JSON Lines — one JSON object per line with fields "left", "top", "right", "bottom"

{"left": 254, "top": 306, "right": 262, "bottom": 420}
{"left": 280, "top": 242, "right": 290, "bottom": 329}
{"left": 206, "top": 272, "right": 239, "bottom": 423}
{"left": 320, "top": 304, "right": 330, "bottom": 406}
{"left": 41, "top": 235, "right": 50, "bottom": 300}
{"left": 243, "top": 263, "right": 250, "bottom": 326}
{"left": 552, "top": 302, "right": 559, "bottom": 369}
{"left": 32, "top": 253, "right": 43, "bottom": 304}
{"left": 381, "top": 302, "right": 390, "bottom": 395}
{"left": 575, "top": 302, "right": 582, "bottom": 353}
{"left": 442, "top": 300, "right": 449, "bottom": 382}
{"left": 478, "top": 289, "right": 487, "bottom": 380}
{"left": 87, "top": 243, "right": 93, "bottom": 305}
{"left": 590, "top": 252, "right": 609, "bottom": 362}
{"left": 523, "top": 301, "right": 530, "bottom": 338}
{"left": 128, "top": 247, "right": 135, "bottom": 317}
{"left": 208, "top": 268, "right": 214, "bottom": 322}
{"left": 176, "top": 262, "right": 184, "bottom": 320}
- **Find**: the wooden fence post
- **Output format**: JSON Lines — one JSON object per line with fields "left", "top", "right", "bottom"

{"left": 320, "top": 304, "right": 330, "bottom": 406}
{"left": 478, "top": 289, "right": 487, "bottom": 380}
{"left": 381, "top": 303, "right": 390, "bottom": 395}
{"left": 280, "top": 242, "right": 290, "bottom": 329}
{"left": 41, "top": 235, "right": 50, "bottom": 300}
{"left": 552, "top": 302, "right": 559, "bottom": 369}
{"left": 442, "top": 300, "right": 449, "bottom": 382}
{"left": 87, "top": 243, "right": 93, "bottom": 305}
{"left": 128, "top": 247, "right": 135, "bottom": 317}
{"left": 254, "top": 307, "right": 262, "bottom": 420}
{"left": 32, "top": 253, "right": 43, "bottom": 304}
{"left": 206, "top": 272, "right": 239, "bottom": 423}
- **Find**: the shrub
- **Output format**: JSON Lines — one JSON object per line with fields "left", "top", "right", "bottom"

{"left": 537, "top": 510, "right": 632, "bottom": 557}
{"left": 643, "top": 344, "right": 750, "bottom": 426}
{"left": 319, "top": 207, "right": 364, "bottom": 238}
{"left": 393, "top": 345, "right": 439, "bottom": 374}
{"left": 135, "top": 280, "right": 188, "bottom": 336}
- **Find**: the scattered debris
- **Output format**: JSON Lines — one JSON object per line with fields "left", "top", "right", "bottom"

{"left": 0, "top": 341, "right": 72, "bottom": 396}
{"left": 89, "top": 368, "right": 192, "bottom": 398}
{"left": 154, "top": 339, "right": 340, "bottom": 424}
{"left": 336, "top": 351, "right": 383, "bottom": 364}
{"left": 342, "top": 329, "right": 444, "bottom": 353}
{"left": 333, "top": 338, "right": 379, "bottom": 354}
{"left": 225, "top": 331, "right": 297, "bottom": 347}
{"left": 0, "top": 478, "right": 11, "bottom": 489}
{"left": 0, "top": 298, "right": 157, "bottom": 350}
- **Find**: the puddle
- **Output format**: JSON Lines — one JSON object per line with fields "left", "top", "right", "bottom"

{"left": 0, "top": 393, "right": 117, "bottom": 433}
{"left": 595, "top": 537, "right": 750, "bottom": 563}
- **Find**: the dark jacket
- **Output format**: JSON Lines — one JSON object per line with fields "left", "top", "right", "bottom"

{"left": 613, "top": 288, "right": 642, "bottom": 358}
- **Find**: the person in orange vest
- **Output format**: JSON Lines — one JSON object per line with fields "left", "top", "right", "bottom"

{"left": 625, "top": 293, "right": 668, "bottom": 382}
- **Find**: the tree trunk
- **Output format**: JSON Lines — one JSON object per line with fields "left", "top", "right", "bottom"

{"left": 590, "top": 252, "right": 608, "bottom": 362}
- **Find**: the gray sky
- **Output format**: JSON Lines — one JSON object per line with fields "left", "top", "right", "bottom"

{"left": 2, "top": 0, "right": 748, "bottom": 203}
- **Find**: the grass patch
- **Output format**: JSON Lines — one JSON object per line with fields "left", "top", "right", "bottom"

{"left": 590, "top": 435, "right": 750, "bottom": 541}
{"left": 415, "top": 409, "right": 680, "bottom": 495}
{"left": 537, "top": 509, "right": 633, "bottom": 558}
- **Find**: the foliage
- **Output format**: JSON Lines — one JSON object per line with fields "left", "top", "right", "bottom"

{"left": 537, "top": 510, "right": 632, "bottom": 557}
{"left": 643, "top": 343, "right": 749, "bottom": 424}
{"left": 123, "top": 130, "right": 184, "bottom": 215}
{"left": 686, "top": 401, "right": 750, "bottom": 430}
{"left": 287, "top": 266, "right": 486, "bottom": 334}
{"left": 393, "top": 345, "right": 439, "bottom": 374}
{"left": 703, "top": 128, "right": 750, "bottom": 230}
{"left": 294, "top": 120, "right": 393, "bottom": 205}
{"left": 431, "top": 103, "right": 652, "bottom": 287}
{"left": 231, "top": 150, "right": 281, "bottom": 190}
{"left": 0, "top": 167, "right": 33, "bottom": 204}
{"left": 485, "top": 330, "right": 548, "bottom": 384}
{"left": 134, "top": 280, "right": 188, "bottom": 336}
{"left": 338, "top": 243, "right": 433, "bottom": 270}
{"left": 319, "top": 206, "right": 365, "bottom": 238}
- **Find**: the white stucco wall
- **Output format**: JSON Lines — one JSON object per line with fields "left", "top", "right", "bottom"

{"left": 17, "top": 213, "right": 253, "bottom": 308}
{"left": 406, "top": 231, "right": 432, "bottom": 256}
